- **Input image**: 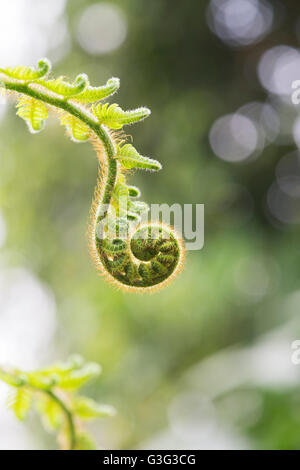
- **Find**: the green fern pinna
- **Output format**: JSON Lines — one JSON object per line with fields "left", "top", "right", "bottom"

{"left": 0, "top": 59, "right": 184, "bottom": 291}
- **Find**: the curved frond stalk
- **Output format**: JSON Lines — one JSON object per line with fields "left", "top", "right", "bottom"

{"left": 0, "top": 58, "right": 185, "bottom": 292}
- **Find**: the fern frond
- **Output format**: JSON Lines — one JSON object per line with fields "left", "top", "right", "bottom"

{"left": 116, "top": 143, "right": 161, "bottom": 171}
{"left": 2, "top": 56, "right": 185, "bottom": 292}
{"left": 7, "top": 388, "right": 32, "bottom": 421}
{"left": 75, "top": 77, "right": 120, "bottom": 103}
{"left": 0, "top": 58, "right": 51, "bottom": 81}
{"left": 59, "top": 112, "right": 90, "bottom": 142}
{"left": 93, "top": 103, "right": 151, "bottom": 129}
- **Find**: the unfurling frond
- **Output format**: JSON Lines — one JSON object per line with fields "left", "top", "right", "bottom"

{"left": 93, "top": 103, "right": 151, "bottom": 129}
{"left": 116, "top": 143, "right": 161, "bottom": 171}
{"left": 75, "top": 77, "right": 120, "bottom": 103}
{"left": 0, "top": 58, "right": 51, "bottom": 81}
{"left": 59, "top": 112, "right": 90, "bottom": 142}
{"left": 16, "top": 96, "right": 48, "bottom": 133}
{"left": 2, "top": 56, "right": 185, "bottom": 293}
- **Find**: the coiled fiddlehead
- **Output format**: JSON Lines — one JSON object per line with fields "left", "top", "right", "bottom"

{"left": 0, "top": 58, "right": 184, "bottom": 292}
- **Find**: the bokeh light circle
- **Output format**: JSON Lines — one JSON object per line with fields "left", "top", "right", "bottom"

{"left": 258, "top": 46, "right": 300, "bottom": 97}
{"left": 77, "top": 3, "right": 127, "bottom": 55}
{"left": 209, "top": 113, "right": 258, "bottom": 162}
{"left": 207, "top": 0, "right": 273, "bottom": 47}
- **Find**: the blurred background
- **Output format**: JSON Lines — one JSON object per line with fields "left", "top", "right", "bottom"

{"left": 0, "top": 0, "right": 300, "bottom": 450}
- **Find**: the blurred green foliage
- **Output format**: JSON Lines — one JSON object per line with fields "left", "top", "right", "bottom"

{"left": 0, "top": 355, "right": 115, "bottom": 450}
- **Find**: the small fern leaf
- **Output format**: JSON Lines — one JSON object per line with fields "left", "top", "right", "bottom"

{"left": 116, "top": 143, "right": 161, "bottom": 171}
{"left": 75, "top": 77, "right": 120, "bottom": 103}
{"left": 127, "top": 185, "right": 141, "bottom": 198}
{"left": 41, "top": 355, "right": 84, "bottom": 378}
{"left": 7, "top": 388, "right": 32, "bottom": 421}
{"left": 113, "top": 182, "right": 129, "bottom": 203}
{"left": 74, "top": 432, "right": 97, "bottom": 450}
{"left": 59, "top": 113, "right": 90, "bottom": 142}
{"left": 16, "top": 96, "right": 48, "bottom": 133}
{"left": 40, "top": 74, "right": 89, "bottom": 98}
{"left": 93, "top": 103, "right": 150, "bottom": 129}
{"left": 0, "top": 369, "right": 27, "bottom": 387}
{"left": 0, "top": 58, "right": 51, "bottom": 81}
{"left": 37, "top": 395, "right": 63, "bottom": 430}
{"left": 72, "top": 397, "right": 116, "bottom": 421}
{"left": 59, "top": 363, "right": 101, "bottom": 390}
{"left": 128, "top": 200, "right": 149, "bottom": 215}
{"left": 25, "top": 371, "right": 58, "bottom": 389}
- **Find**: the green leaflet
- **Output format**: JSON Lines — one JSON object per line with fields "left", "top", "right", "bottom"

{"left": 59, "top": 112, "right": 90, "bottom": 142}
{"left": 157, "top": 253, "right": 175, "bottom": 265}
{"left": 93, "top": 103, "right": 151, "bottom": 129}
{"left": 16, "top": 96, "right": 48, "bottom": 133}
{"left": 25, "top": 371, "right": 59, "bottom": 389}
{"left": 75, "top": 77, "right": 120, "bottom": 103}
{"left": 40, "top": 354, "right": 84, "bottom": 377}
{"left": 71, "top": 397, "right": 115, "bottom": 421}
{"left": 0, "top": 369, "right": 27, "bottom": 387}
{"left": 37, "top": 395, "right": 63, "bottom": 430}
{"left": 38, "top": 73, "right": 89, "bottom": 97}
{"left": 102, "top": 238, "right": 127, "bottom": 254}
{"left": 151, "top": 260, "right": 168, "bottom": 276}
{"left": 74, "top": 432, "right": 97, "bottom": 450}
{"left": 128, "top": 200, "right": 149, "bottom": 215}
{"left": 113, "top": 182, "right": 130, "bottom": 199}
{"left": 116, "top": 143, "right": 162, "bottom": 171}
{"left": 108, "top": 253, "right": 129, "bottom": 271}
{"left": 7, "top": 388, "right": 33, "bottom": 421}
{"left": 58, "top": 363, "right": 101, "bottom": 390}
{"left": 127, "top": 185, "right": 141, "bottom": 197}
{"left": 138, "top": 263, "right": 151, "bottom": 282}
{"left": 125, "top": 261, "right": 138, "bottom": 282}
{"left": 0, "top": 58, "right": 51, "bottom": 81}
